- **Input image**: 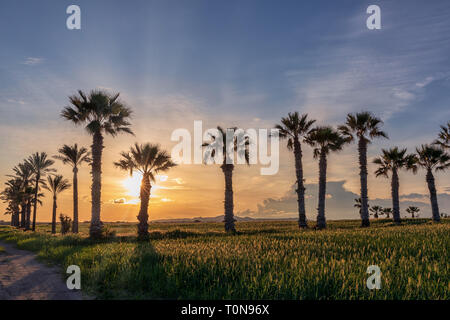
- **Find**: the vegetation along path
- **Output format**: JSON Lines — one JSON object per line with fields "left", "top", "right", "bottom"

{"left": 0, "top": 241, "right": 83, "bottom": 300}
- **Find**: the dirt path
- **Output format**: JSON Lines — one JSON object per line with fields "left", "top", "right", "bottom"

{"left": 0, "top": 241, "right": 84, "bottom": 300}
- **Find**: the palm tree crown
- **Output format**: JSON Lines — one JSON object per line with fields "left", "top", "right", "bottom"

{"left": 43, "top": 175, "right": 71, "bottom": 196}
{"left": 61, "top": 90, "right": 133, "bottom": 137}
{"left": 434, "top": 122, "right": 449, "bottom": 150}
{"left": 276, "top": 112, "right": 316, "bottom": 150}
{"left": 115, "top": 143, "right": 177, "bottom": 179}
{"left": 415, "top": 144, "right": 450, "bottom": 171}
{"left": 373, "top": 147, "right": 417, "bottom": 178}
{"left": 338, "top": 111, "right": 388, "bottom": 143}
{"left": 54, "top": 144, "right": 91, "bottom": 169}
{"left": 305, "top": 126, "right": 348, "bottom": 157}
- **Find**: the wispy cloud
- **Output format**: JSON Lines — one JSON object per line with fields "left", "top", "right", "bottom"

{"left": 22, "top": 57, "right": 44, "bottom": 66}
{"left": 6, "top": 98, "right": 26, "bottom": 105}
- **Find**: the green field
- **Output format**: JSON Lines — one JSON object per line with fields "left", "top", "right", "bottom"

{"left": 0, "top": 219, "right": 448, "bottom": 300}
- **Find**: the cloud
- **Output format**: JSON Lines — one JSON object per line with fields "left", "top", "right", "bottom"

{"left": 6, "top": 99, "right": 26, "bottom": 105}
{"left": 22, "top": 57, "right": 44, "bottom": 66}
{"left": 238, "top": 181, "right": 450, "bottom": 220}
{"left": 416, "top": 76, "right": 434, "bottom": 88}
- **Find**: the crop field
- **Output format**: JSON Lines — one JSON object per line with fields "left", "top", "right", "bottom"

{"left": 0, "top": 219, "right": 448, "bottom": 300}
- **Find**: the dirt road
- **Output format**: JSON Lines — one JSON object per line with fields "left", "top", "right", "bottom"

{"left": 0, "top": 241, "right": 84, "bottom": 300}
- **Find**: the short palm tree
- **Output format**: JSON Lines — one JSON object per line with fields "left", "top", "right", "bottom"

{"left": 339, "top": 112, "right": 388, "bottom": 227}
{"left": 0, "top": 178, "right": 22, "bottom": 227}
{"left": 61, "top": 90, "right": 133, "bottom": 238}
{"left": 373, "top": 147, "right": 417, "bottom": 224}
{"left": 275, "top": 112, "right": 315, "bottom": 228}
{"left": 54, "top": 144, "right": 91, "bottom": 233}
{"left": 115, "top": 143, "right": 176, "bottom": 239}
{"left": 406, "top": 206, "right": 420, "bottom": 218}
{"left": 414, "top": 145, "right": 450, "bottom": 222}
{"left": 43, "top": 175, "right": 71, "bottom": 234}
{"left": 25, "top": 152, "right": 55, "bottom": 231}
{"left": 369, "top": 205, "right": 383, "bottom": 219}
{"left": 382, "top": 207, "right": 392, "bottom": 219}
{"left": 434, "top": 122, "right": 449, "bottom": 150}
{"left": 202, "top": 126, "right": 250, "bottom": 233}
{"left": 305, "top": 126, "right": 348, "bottom": 229}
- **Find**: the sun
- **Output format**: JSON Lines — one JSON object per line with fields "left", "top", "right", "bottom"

{"left": 122, "top": 172, "right": 143, "bottom": 198}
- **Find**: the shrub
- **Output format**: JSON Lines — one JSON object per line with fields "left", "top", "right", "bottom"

{"left": 60, "top": 214, "right": 72, "bottom": 235}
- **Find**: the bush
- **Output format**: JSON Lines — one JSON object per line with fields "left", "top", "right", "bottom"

{"left": 60, "top": 214, "right": 72, "bottom": 235}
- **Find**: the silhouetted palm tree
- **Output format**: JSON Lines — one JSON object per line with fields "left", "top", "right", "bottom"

{"left": 0, "top": 178, "right": 22, "bottom": 227}
{"left": 275, "top": 112, "right": 315, "bottom": 228}
{"left": 381, "top": 207, "right": 392, "bottom": 218}
{"left": 414, "top": 145, "right": 450, "bottom": 222}
{"left": 434, "top": 122, "right": 449, "bottom": 150}
{"left": 369, "top": 205, "right": 383, "bottom": 219}
{"left": 305, "top": 126, "right": 348, "bottom": 229}
{"left": 10, "top": 162, "right": 34, "bottom": 228}
{"left": 339, "top": 112, "right": 388, "bottom": 227}
{"left": 43, "top": 175, "right": 71, "bottom": 234}
{"left": 203, "top": 127, "right": 250, "bottom": 233}
{"left": 61, "top": 90, "right": 133, "bottom": 238}
{"left": 406, "top": 206, "right": 420, "bottom": 218}
{"left": 54, "top": 144, "right": 91, "bottom": 233}
{"left": 25, "top": 152, "right": 55, "bottom": 231}
{"left": 373, "top": 147, "right": 417, "bottom": 224}
{"left": 115, "top": 143, "right": 176, "bottom": 239}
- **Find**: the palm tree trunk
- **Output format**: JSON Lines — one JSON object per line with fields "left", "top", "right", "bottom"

{"left": 293, "top": 139, "right": 307, "bottom": 228}
{"left": 358, "top": 138, "right": 370, "bottom": 227}
{"left": 20, "top": 202, "right": 26, "bottom": 228}
{"left": 317, "top": 151, "right": 327, "bottom": 229}
{"left": 426, "top": 169, "right": 440, "bottom": 222}
{"left": 222, "top": 164, "right": 236, "bottom": 233}
{"left": 26, "top": 200, "right": 31, "bottom": 230}
{"left": 137, "top": 174, "right": 151, "bottom": 239}
{"left": 90, "top": 131, "right": 104, "bottom": 238}
{"left": 32, "top": 174, "right": 40, "bottom": 231}
{"left": 391, "top": 168, "right": 401, "bottom": 224}
{"left": 51, "top": 195, "right": 57, "bottom": 234}
{"left": 72, "top": 167, "right": 79, "bottom": 233}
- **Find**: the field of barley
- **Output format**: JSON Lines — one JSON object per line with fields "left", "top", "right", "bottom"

{"left": 0, "top": 219, "right": 449, "bottom": 300}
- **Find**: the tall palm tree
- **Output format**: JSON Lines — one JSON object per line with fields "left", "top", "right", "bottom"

{"left": 414, "top": 145, "right": 450, "bottom": 222}
{"left": 114, "top": 143, "right": 176, "bottom": 239}
{"left": 25, "top": 152, "right": 55, "bottom": 231}
{"left": 434, "top": 122, "right": 449, "bottom": 150}
{"left": 54, "top": 144, "right": 91, "bottom": 233}
{"left": 339, "top": 112, "right": 388, "bottom": 227}
{"left": 0, "top": 178, "right": 22, "bottom": 227}
{"left": 305, "top": 126, "right": 348, "bottom": 229}
{"left": 203, "top": 126, "right": 250, "bottom": 233}
{"left": 275, "top": 112, "right": 315, "bottom": 228}
{"left": 61, "top": 90, "right": 133, "bottom": 238}
{"left": 369, "top": 205, "right": 383, "bottom": 219}
{"left": 373, "top": 147, "right": 417, "bottom": 224}
{"left": 10, "top": 162, "right": 34, "bottom": 228}
{"left": 406, "top": 206, "right": 420, "bottom": 218}
{"left": 43, "top": 175, "right": 71, "bottom": 234}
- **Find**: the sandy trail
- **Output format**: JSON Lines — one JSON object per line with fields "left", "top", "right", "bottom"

{"left": 0, "top": 241, "right": 83, "bottom": 300}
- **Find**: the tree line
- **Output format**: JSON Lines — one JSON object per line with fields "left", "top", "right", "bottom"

{"left": 1, "top": 90, "right": 449, "bottom": 239}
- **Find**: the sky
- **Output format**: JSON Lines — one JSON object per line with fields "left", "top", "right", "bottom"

{"left": 0, "top": 0, "right": 449, "bottom": 223}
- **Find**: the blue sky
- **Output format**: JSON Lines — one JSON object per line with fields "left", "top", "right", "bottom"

{"left": 0, "top": 0, "right": 449, "bottom": 221}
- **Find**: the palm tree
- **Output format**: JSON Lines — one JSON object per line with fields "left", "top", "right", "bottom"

{"left": 54, "top": 144, "right": 91, "bottom": 233}
{"left": 406, "top": 206, "right": 420, "bottom": 218}
{"left": 373, "top": 147, "right": 417, "bottom": 224}
{"left": 10, "top": 162, "right": 34, "bottom": 228}
{"left": 354, "top": 197, "right": 371, "bottom": 218}
{"left": 369, "top": 205, "right": 383, "bottom": 219}
{"left": 43, "top": 175, "right": 71, "bottom": 234}
{"left": 114, "top": 143, "right": 176, "bottom": 239}
{"left": 25, "top": 152, "right": 55, "bottom": 231}
{"left": 414, "top": 145, "right": 450, "bottom": 222}
{"left": 339, "top": 112, "right": 388, "bottom": 227}
{"left": 382, "top": 207, "right": 392, "bottom": 219}
{"left": 202, "top": 126, "right": 250, "bottom": 233}
{"left": 434, "top": 122, "right": 449, "bottom": 150}
{"left": 305, "top": 126, "right": 348, "bottom": 229}
{"left": 0, "top": 178, "right": 22, "bottom": 227}
{"left": 275, "top": 112, "right": 315, "bottom": 228}
{"left": 61, "top": 90, "right": 133, "bottom": 238}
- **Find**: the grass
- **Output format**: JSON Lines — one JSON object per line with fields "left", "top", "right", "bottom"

{"left": 0, "top": 218, "right": 448, "bottom": 300}
{"left": 0, "top": 245, "right": 5, "bottom": 254}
